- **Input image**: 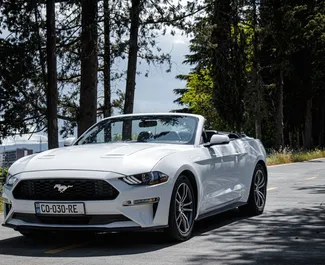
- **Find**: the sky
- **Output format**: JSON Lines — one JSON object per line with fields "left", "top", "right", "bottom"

{"left": 111, "top": 31, "right": 191, "bottom": 114}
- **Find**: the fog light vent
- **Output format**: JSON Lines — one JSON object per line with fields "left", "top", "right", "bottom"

{"left": 123, "top": 197, "right": 160, "bottom": 206}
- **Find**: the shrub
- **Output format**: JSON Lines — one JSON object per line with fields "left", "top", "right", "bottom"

{"left": 267, "top": 148, "right": 325, "bottom": 166}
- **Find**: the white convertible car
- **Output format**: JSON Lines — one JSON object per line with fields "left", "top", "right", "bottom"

{"left": 2, "top": 113, "right": 267, "bottom": 241}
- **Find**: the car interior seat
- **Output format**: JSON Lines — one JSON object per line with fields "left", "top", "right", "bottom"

{"left": 137, "top": 131, "right": 153, "bottom": 142}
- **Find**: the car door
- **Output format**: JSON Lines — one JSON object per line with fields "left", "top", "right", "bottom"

{"left": 231, "top": 138, "right": 253, "bottom": 195}
{"left": 220, "top": 138, "right": 248, "bottom": 200}
{"left": 209, "top": 140, "right": 241, "bottom": 203}
{"left": 198, "top": 134, "right": 241, "bottom": 214}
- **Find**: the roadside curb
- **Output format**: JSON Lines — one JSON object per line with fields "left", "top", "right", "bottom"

{"left": 268, "top": 163, "right": 296, "bottom": 168}
{"left": 267, "top": 157, "right": 325, "bottom": 168}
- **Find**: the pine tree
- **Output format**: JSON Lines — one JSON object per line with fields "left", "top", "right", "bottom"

{"left": 78, "top": 0, "right": 98, "bottom": 136}
{"left": 46, "top": 0, "right": 59, "bottom": 148}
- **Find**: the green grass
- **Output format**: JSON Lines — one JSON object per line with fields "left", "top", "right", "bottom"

{"left": 267, "top": 148, "right": 325, "bottom": 166}
{"left": 0, "top": 185, "right": 3, "bottom": 213}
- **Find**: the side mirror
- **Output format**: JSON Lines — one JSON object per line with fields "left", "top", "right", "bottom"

{"left": 64, "top": 137, "right": 76, "bottom": 147}
{"left": 206, "top": 134, "right": 230, "bottom": 147}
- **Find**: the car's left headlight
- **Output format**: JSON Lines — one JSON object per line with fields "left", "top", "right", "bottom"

{"left": 5, "top": 173, "right": 18, "bottom": 186}
{"left": 120, "top": 171, "right": 169, "bottom": 185}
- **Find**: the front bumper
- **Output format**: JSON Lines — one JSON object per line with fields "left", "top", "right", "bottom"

{"left": 2, "top": 170, "right": 173, "bottom": 232}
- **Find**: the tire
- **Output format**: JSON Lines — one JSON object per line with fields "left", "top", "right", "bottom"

{"left": 239, "top": 163, "right": 267, "bottom": 216}
{"left": 165, "top": 175, "right": 196, "bottom": 242}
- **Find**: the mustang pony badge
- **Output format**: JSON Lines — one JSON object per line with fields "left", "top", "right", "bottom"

{"left": 54, "top": 184, "right": 73, "bottom": 193}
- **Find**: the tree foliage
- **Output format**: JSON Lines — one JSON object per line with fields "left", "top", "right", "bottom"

{"left": 0, "top": 1, "right": 47, "bottom": 142}
{"left": 1, "top": 0, "right": 325, "bottom": 151}
{"left": 174, "top": 0, "right": 325, "bottom": 150}
{"left": 173, "top": 69, "right": 226, "bottom": 130}
{"left": 0, "top": 0, "right": 199, "bottom": 144}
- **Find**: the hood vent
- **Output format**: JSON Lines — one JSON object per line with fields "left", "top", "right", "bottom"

{"left": 37, "top": 154, "right": 55, "bottom": 159}
{"left": 102, "top": 153, "right": 125, "bottom": 158}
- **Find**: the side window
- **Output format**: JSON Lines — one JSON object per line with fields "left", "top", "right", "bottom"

{"left": 96, "top": 129, "right": 104, "bottom": 143}
{"left": 202, "top": 130, "right": 208, "bottom": 143}
{"left": 200, "top": 121, "right": 209, "bottom": 144}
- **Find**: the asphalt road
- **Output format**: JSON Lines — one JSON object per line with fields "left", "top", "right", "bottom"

{"left": 0, "top": 159, "right": 324, "bottom": 265}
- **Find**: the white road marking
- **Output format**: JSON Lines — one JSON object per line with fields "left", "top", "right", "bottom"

{"left": 267, "top": 187, "right": 278, "bottom": 191}
{"left": 304, "top": 176, "right": 317, "bottom": 180}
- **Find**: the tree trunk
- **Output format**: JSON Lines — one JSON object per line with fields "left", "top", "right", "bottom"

{"left": 79, "top": 0, "right": 98, "bottom": 136}
{"left": 296, "top": 129, "right": 300, "bottom": 149}
{"left": 255, "top": 117, "right": 262, "bottom": 139}
{"left": 319, "top": 99, "right": 325, "bottom": 147}
{"left": 122, "top": 0, "right": 141, "bottom": 140}
{"left": 210, "top": 0, "right": 231, "bottom": 129}
{"left": 303, "top": 98, "right": 313, "bottom": 149}
{"left": 252, "top": 0, "right": 262, "bottom": 140}
{"left": 46, "top": 0, "right": 59, "bottom": 149}
{"left": 288, "top": 131, "right": 293, "bottom": 148}
{"left": 103, "top": 0, "right": 111, "bottom": 118}
{"left": 275, "top": 69, "right": 284, "bottom": 149}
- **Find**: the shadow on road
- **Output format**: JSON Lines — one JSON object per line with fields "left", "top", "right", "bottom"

{"left": 296, "top": 185, "right": 325, "bottom": 194}
{"left": 0, "top": 209, "right": 245, "bottom": 257}
{"left": 188, "top": 206, "right": 325, "bottom": 265}
{"left": 0, "top": 206, "right": 324, "bottom": 264}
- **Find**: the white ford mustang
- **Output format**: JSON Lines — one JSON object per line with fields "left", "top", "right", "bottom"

{"left": 2, "top": 113, "right": 268, "bottom": 241}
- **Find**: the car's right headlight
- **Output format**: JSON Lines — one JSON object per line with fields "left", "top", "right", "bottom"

{"left": 120, "top": 171, "right": 169, "bottom": 186}
{"left": 5, "top": 173, "right": 18, "bottom": 186}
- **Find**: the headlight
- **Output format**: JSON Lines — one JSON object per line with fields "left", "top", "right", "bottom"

{"left": 120, "top": 171, "right": 169, "bottom": 185}
{"left": 5, "top": 174, "right": 18, "bottom": 186}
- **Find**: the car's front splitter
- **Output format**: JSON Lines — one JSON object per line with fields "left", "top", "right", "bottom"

{"left": 2, "top": 222, "right": 168, "bottom": 233}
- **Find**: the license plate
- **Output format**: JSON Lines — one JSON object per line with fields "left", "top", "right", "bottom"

{"left": 35, "top": 202, "right": 85, "bottom": 215}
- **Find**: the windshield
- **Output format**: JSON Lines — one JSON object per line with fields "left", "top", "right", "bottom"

{"left": 75, "top": 115, "right": 198, "bottom": 145}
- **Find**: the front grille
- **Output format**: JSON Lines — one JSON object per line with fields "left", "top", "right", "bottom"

{"left": 13, "top": 213, "right": 129, "bottom": 225}
{"left": 13, "top": 179, "right": 119, "bottom": 201}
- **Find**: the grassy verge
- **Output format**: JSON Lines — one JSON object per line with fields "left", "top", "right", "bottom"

{"left": 267, "top": 149, "right": 325, "bottom": 166}
{"left": 0, "top": 186, "right": 3, "bottom": 213}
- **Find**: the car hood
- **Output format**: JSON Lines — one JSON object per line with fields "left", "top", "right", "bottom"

{"left": 9, "top": 143, "right": 190, "bottom": 176}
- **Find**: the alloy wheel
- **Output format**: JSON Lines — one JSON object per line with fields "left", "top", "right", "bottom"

{"left": 254, "top": 169, "right": 266, "bottom": 210}
{"left": 175, "top": 183, "right": 194, "bottom": 235}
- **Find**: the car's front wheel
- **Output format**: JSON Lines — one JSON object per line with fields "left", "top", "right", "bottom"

{"left": 165, "top": 175, "right": 196, "bottom": 241}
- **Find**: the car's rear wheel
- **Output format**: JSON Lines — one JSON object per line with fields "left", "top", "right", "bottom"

{"left": 239, "top": 163, "right": 267, "bottom": 216}
{"left": 165, "top": 175, "right": 196, "bottom": 242}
